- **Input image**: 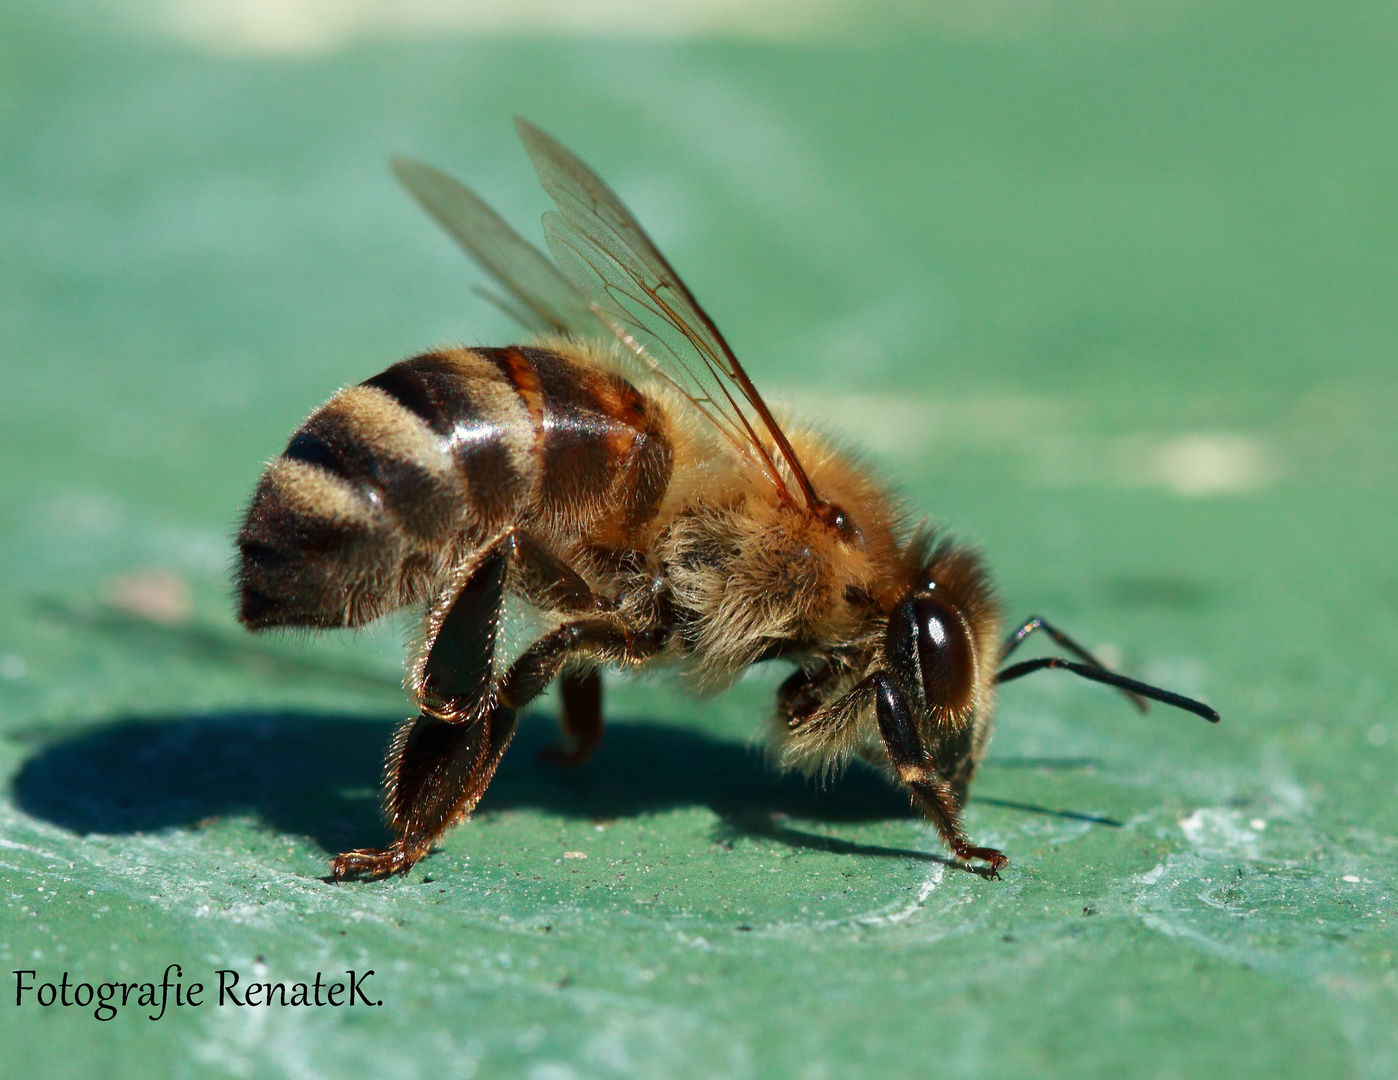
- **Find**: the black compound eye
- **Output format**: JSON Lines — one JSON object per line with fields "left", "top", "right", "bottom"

{"left": 913, "top": 594, "right": 974, "bottom": 707}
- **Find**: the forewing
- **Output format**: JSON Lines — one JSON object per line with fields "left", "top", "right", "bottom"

{"left": 513, "top": 118, "right": 819, "bottom": 510}
{"left": 391, "top": 156, "right": 610, "bottom": 339}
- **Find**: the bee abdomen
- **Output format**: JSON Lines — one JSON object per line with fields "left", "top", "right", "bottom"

{"left": 237, "top": 345, "right": 671, "bottom": 629}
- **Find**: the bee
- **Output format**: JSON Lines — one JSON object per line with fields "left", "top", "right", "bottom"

{"left": 237, "top": 119, "right": 1219, "bottom": 881}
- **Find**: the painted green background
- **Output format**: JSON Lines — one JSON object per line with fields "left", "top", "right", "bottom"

{"left": 1, "top": 1, "right": 1395, "bottom": 1076}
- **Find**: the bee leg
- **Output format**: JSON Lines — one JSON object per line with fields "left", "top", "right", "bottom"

{"left": 867, "top": 672, "right": 1009, "bottom": 877}
{"left": 499, "top": 616, "right": 669, "bottom": 754}
{"left": 499, "top": 619, "right": 660, "bottom": 713}
{"left": 334, "top": 705, "right": 519, "bottom": 881}
{"left": 777, "top": 661, "right": 835, "bottom": 728}
{"left": 492, "top": 534, "right": 616, "bottom": 767}
{"left": 539, "top": 669, "right": 604, "bottom": 767}
{"left": 485, "top": 532, "right": 624, "bottom": 766}
{"left": 334, "top": 540, "right": 515, "bottom": 882}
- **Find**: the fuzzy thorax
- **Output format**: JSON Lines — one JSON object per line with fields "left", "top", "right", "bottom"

{"left": 658, "top": 426, "right": 906, "bottom": 691}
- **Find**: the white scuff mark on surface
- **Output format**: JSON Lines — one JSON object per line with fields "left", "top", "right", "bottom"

{"left": 1178, "top": 807, "right": 1262, "bottom": 860}
{"left": 855, "top": 865, "right": 946, "bottom": 927}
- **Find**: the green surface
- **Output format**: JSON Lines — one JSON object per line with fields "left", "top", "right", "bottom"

{"left": 2, "top": 2, "right": 1396, "bottom": 1077}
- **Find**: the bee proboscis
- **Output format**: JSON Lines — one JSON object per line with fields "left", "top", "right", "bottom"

{"left": 236, "top": 119, "right": 1219, "bottom": 881}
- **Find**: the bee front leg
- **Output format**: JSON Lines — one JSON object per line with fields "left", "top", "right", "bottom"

{"left": 867, "top": 673, "right": 1008, "bottom": 877}
{"left": 334, "top": 540, "right": 515, "bottom": 882}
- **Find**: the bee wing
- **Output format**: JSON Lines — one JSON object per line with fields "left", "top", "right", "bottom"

{"left": 391, "top": 156, "right": 611, "bottom": 339}
{"left": 514, "top": 118, "right": 822, "bottom": 513}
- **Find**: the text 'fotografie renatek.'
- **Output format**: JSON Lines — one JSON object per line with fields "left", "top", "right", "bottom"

{"left": 11, "top": 965, "right": 381, "bottom": 1020}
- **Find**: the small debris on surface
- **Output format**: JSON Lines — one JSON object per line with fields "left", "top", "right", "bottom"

{"left": 564, "top": 851, "right": 587, "bottom": 860}
{"left": 103, "top": 568, "right": 192, "bottom": 624}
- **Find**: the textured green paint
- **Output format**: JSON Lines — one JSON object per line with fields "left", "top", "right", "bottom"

{"left": 1, "top": 2, "right": 1395, "bottom": 1077}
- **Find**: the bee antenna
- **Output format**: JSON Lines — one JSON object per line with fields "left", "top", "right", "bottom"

{"left": 996, "top": 657, "right": 1220, "bottom": 723}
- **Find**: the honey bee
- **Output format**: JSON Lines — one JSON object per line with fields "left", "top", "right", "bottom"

{"left": 237, "top": 119, "right": 1219, "bottom": 881}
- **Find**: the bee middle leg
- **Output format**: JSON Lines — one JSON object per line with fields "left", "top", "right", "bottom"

{"left": 491, "top": 532, "right": 614, "bottom": 766}
{"left": 539, "top": 669, "right": 604, "bottom": 767}
{"left": 498, "top": 618, "right": 666, "bottom": 711}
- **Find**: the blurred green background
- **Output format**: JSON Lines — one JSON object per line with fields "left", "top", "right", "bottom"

{"left": 1, "top": 1, "right": 1395, "bottom": 1077}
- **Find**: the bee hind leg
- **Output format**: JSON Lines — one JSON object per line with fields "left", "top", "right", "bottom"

{"left": 334, "top": 539, "right": 515, "bottom": 882}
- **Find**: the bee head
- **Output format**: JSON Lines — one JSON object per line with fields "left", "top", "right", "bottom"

{"left": 883, "top": 536, "right": 1000, "bottom": 731}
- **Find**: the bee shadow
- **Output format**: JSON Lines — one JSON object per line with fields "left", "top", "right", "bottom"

{"left": 9, "top": 710, "right": 918, "bottom": 857}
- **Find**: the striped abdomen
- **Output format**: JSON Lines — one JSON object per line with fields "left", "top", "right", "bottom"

{"left": 237, "top": 345, "right": 672, "bottom": 629}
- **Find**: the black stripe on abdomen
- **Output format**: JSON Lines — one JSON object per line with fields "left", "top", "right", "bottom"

{"left": 482, "top": 346, "right": 649, "bottom": 520}
{"left": 279, "top": 413, "right": 444, "bottom": 537}
{"left": 519, "top": 347, "right": 625, "bottom": 510}
{"left": 362, "top": 352, "right": 524, "bottom": 522}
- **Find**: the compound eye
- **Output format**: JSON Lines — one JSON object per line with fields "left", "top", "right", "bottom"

{"left": 913, "top": 594, "right": 974, "bottom": 707}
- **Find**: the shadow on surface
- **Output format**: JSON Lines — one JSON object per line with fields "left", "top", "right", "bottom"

{"left": 712, "top": 815, "right": 1000, "bottom": 878}
{"left": 12, "top": 710, "right": 914, "bottom": 855}
{"left": 983, "top": 757, "right": 1101, "bottom": 771}
{"left": 973, "top": 797, "right": 1123, "bottom": 828}
{"left": 12, "top": 711, "right": 1119, "bottom": 859}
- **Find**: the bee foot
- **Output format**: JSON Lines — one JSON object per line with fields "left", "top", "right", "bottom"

{"left": 537, "top": 742, "right": 594, "bottom": 768}
{"left": 331, "top": 846, "right": 415, "bottom": 881}
{"left": 953, "top": 841, "right": 1009, "bottom": 878}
